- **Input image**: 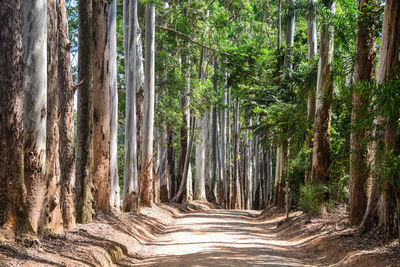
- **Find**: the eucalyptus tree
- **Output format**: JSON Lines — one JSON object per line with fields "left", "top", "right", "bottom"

{"left": 76, "top": 0, "right": 94, "bottom": 224}
{"left": 22, "top": 0, "right": 47, "bottom": 234}
{"left": 311, "top": 0, "right": 335, "bottom": 185}
{"left": 123, "top": 0, "right": 139, "bottom": 211}
{"left": 349, "top": 0, "right": 378, "bottom": 226}
{"left": 141, "top": 3, "right": 156, "bottom": 207}
{"left": 92, "top": 0, "right": 111, "bottom": 213}
{"left": 46, "top": 0, "right": 63, "bottom": 233}
{"left": 109, "top": 0, "right": 120, "bottom": 211}
{"left": 305, "top": 0, "right": 318, "bottom": 185}
{"left": 360, "top": 0, "right": 400, "bottom": 238}
{"left": 0, "top": 0, "right": 32, "bottom": 239}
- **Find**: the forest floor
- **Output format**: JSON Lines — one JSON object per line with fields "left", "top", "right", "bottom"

{"left": 0, "top": 201, "right": 399, "bottom": 266}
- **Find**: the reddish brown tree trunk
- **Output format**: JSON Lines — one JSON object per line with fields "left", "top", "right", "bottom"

{"left": 349, "top": 0, "right": 377, "bottom": 226}
{"left": 92, "top": 0, "right": 111, "bottom": 213}
{"left": 0, "top": 0, "right": 33, "bottom": 240}
{"left": 58, "top": 0, "right": 76, "bottom": 229}
{"left": 360, "top": 0, "right": 400, "bottom": 239}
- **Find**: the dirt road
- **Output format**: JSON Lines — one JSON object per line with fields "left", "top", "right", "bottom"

{"left": 120, "top": 209, "right": 313, "bottom": 266}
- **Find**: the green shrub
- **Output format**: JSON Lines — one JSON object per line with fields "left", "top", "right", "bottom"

{"left": 299, "top": 183, "right": 329, "bottom": 214}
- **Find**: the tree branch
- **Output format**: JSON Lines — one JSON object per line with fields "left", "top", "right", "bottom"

{"left": 156, "top": 26, "right": 230, "bottom": 56}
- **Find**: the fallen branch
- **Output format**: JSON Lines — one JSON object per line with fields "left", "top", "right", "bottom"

{"left": 156, "top": 26, "right": 230, "bottom": 56}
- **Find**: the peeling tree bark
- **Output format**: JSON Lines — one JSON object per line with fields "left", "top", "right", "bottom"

{"left": 22, "top": 0, "right": 48, "bottom": 234}
{"left": 311, "top": 0, "right": 335, "bottom": 186}
{"left": 0, "top": 0, "right": 33, "bottom": 239}
{"left": 46, "top": 0, "right": 63, "bottom": 234}
{"left": 140, "top": 4, "right": 156, "bottom": 207}
{"left": 58, "top": 0, "right": 76, "bottom": 230}
{"left": 92, "top": 0, "right": 111, "bottom": 214}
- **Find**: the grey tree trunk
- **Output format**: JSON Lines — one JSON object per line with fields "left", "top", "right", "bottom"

{"left": 22, "top": 0, "right": 47, "bottom": 234}
{"left": 311, "top": 0, "right": 335, "bottom": 185}
{"left": 305, "top": 0, "right": 318, "bottom": 185}
{"left": 109, "top": 0, "right": 120, "bottom": 211}
{"left": 232, "top": 100, "right": 241, "bottom": 209}
{"left": 284, "top": 0, "right": 296, "bottom": 70}
{"left": 140, "top": 4, "right": 155, "bottom": 207}
{"left": 76, "top": 0, "right": 94, "bottom": 224}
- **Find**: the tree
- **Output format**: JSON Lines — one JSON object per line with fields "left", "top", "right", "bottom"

{"left": 92, "top": 0, "right": 111, "bottom": 213}
{"left": 58, "top": 0, "right": 76, "bottom": 230}
{"left": 0, "top": 0, "right": 32, "bottom": 239}
{"left": 22, "top": 0, "right": 48, "bottom": 234}
{"left": 311, "top": 0, "right": 335, "bottom": 185}
{"left": 109, "top": 0, "right": 120, "bottom": 211}
{"left": 140, "top": 4, "right": 156, "bottom": 207}
{"left": 349, "top": 0, "right": 378, "bottom": 226}
{"left": 76, "top": 0, "right": 94, "bottom": 224}
{"left": 360, "top": 0, "right": 400, "bottom": 238}
{"left": 305, "top": 0, "right": 318, "bottom": 185}
{"left": 122, "top": 0, "right": 139, "bottom": 212}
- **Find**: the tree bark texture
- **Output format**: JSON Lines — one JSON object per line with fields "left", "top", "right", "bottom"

{"left": 140, "top": 4, "right": 155, "bottom": 207}
{"left": 22, "top": 0, "right": 48, "bottom": 234}
{"left": 123, "top": 0, "right": 139, "bottom": 212}
{"left": 58, "top": 0, "right": 76, "bottom": 230}
{"left": 46, "top": 0, "right": 63, "bottom": 234}
{"left": 92, "top": 0, "right": 111, "bottom": 214}
{"left": 349, "top": 0, "right": 377, "bottom": 226}
{"left": 76, "top": 0, "right": 94, "bottom": 224}
{"left": 311, "top": 0, "right": 335, "bottom": 185}
{"left": 305, "top": 0, "right": 318, "bottom": 185}
{"left": 109, "top": 0, "right": 120, "bottom": 211}
{"left": 360, "top": 0, "right": 400, "bottom": 239}
{"left": 0, "top": 0, "right": 33, "bottom": 239}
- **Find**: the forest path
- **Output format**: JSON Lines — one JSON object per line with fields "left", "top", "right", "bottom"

{"left": 121, "top": 209, "right": 314, "bottom": 267}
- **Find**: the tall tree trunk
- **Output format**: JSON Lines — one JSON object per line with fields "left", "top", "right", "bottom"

{"left": 176, "top": 57, "right": 189, "bottom": 197}
{"left": 311, "top": 0, "right": 335, "bottom": 186}
{"left": 140, "top": 4, "right": 155, "bottom": 207}
{"left": 227, "top": 87, "right": 232, "bottom": 208}
{"left": 122, "top": 0, "right": 139, "bottom": 212}
{"left": 136, "top": 21, "right": 145, "bottom": 177}
{"left": 360, "top": 0, "right": 400, "bottom": 239}
{"left": 194, "top": 50, "right": 207, "bottom": 201}
{"left": 173, "top": 117, "right": 196, "bottom": 203}
{"left": 211, "top": 59, "right": 219, "bottom": 202}
{"left": 349, "top": 0, "right": 378, "bottom": 226}
{"left": 232, "top": 100, "right": 241, "bottom": 209}
{"left": 76, "top": 0, "right": 94, "bottom": 224}
{"left": 109, "top": 0, "right": 120, "bottom": 211}
{"left": 305, "top": 0, "right": 318, "bottom": 185}
{"left": 284, "top": 0, "right": 295, "bottom": 70}
{"left": 154, "top": 126, "right": 161, "bottom": 203}
{"left": 92, "top": 0, "right": 111, "bottom": 214}
{"left": 160, "top": 123, "right": 170, "bottom": 202}
{"left": 0, "top": 0, "right": 33, "bottom": 239}
{"left": 22, "top": 0, "right": 48, "bottom": 234}
{"left": 167, "top": 126, "right": 176, "bottom": 199}
{"left": 46, "top": 0, "right": 63, "bottom": 234}
{"left": 221, "top": 76, "right": 228, "bottom": 207}
{"left": 58, "top": 0, "right": 76, "bottom": 230}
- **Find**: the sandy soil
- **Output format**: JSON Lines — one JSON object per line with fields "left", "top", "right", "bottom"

{"left": 0, "top": 201, "right": 399, "bottom": 266}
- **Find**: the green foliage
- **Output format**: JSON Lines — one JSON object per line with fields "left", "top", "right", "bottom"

{"left": 299, "top": 183, "right": 329, "bottom": 214}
